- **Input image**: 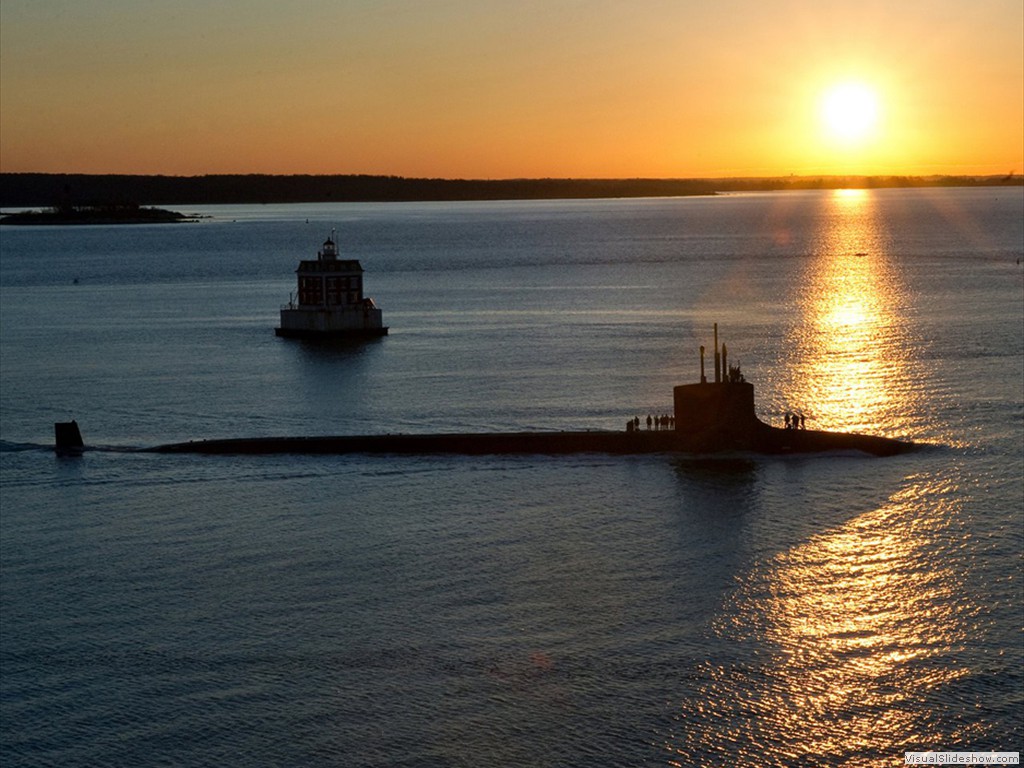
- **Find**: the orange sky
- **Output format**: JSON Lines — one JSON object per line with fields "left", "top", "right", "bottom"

{"left": 1, "top": 0, "right": 1021, "bottom": 178}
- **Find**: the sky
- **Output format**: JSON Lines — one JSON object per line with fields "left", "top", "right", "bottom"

{"left": 1, "top": 0, "right": 1021, "bottom": 178}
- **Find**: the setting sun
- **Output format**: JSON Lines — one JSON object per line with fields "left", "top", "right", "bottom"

{"left": 821, "top": 82, "right": 881, "bottom": 145}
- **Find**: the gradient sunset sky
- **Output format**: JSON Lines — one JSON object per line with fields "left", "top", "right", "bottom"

{"left": 2, "top": 0, "right": 1021, "bottom": 178}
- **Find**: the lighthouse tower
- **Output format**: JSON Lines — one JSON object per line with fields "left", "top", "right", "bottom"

{"left": 276, "top": 236, "right": 388, "bottom": 339}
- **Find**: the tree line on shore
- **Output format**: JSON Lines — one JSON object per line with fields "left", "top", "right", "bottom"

{"left": 1, "top": 172, "right": 1018, "bottom": 208}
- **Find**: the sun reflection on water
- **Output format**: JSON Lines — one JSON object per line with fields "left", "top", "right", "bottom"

{"left": 666, "top": 475, "right": 980, "bottom": 766}
{"left": 780, "top": 189, "right": 918, "bottom": 437}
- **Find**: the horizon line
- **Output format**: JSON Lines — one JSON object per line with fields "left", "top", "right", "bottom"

{"left": 1, "top": 171, "right": 1019, "bottom": 181}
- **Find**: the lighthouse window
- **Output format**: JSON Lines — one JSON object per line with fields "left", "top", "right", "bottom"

{"left": 325, "top": 277, "right": 347, "bottom": 305}
{"left": 298, "top": 276, "right": 323, "bottom": 305}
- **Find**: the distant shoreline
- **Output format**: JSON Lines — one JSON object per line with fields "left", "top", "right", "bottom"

{"left": 0, "top": 205, "right": 197, "bottom": 226}
{"left": 1, "top": 172, "right": 1019, "bottom": 208}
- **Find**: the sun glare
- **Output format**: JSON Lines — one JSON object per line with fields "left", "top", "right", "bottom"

{"left": 821, "top": 82, "right": 880, "bottom": 144}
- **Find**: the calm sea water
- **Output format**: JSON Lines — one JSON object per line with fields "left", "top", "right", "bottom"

{"left": 1, "top": 188, "right": 1022, "bottom": 767}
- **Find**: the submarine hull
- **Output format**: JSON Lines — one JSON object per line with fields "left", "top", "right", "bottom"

{"left": 59, "top": 339, "right": 916, "bottom": 459}
{"left": 148, "top": 424, "right": 912, "bottom": 457}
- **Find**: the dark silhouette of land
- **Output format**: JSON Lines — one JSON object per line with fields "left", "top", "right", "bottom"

{"left": 1, "top": 172, "right": 1019, "bottom": 209}
{"left": 0, "top": 203, "right": 197, "bottom": 225}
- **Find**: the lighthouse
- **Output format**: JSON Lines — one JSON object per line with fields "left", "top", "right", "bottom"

{"left": 275, "top": 235, "right": 388, "bottom": 339}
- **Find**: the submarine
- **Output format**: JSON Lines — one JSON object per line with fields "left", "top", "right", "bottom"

{"left": 54, "top": 327, "right": 914, "bottom": 458}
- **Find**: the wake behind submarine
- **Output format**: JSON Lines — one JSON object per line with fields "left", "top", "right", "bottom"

{"left": 54, "top": 326, "right": 914, "bottom": 458}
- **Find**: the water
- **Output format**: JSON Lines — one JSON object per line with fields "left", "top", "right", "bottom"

{"left": 1, "top": 188, "right": 1021, "bottom": 767}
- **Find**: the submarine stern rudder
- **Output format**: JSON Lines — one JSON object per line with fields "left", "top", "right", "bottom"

{"left": 54, "top": 420, "right": 84, "bottom": 455}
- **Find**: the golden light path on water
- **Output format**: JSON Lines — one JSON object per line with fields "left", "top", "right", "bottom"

{"left": 782, "top": 189, "right": 919, "bottom": 438}
{"left": 662, "top": 191, "right": 984, "bottom": 765}
{"left": 666, "top": 474, "right": 979, "bottom": 767}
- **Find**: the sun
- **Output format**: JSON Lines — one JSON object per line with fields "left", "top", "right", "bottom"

{"left": 820, "top": 82, "right": 880, "bottom": 144}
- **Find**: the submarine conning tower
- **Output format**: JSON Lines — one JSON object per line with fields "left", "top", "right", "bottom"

{"left": 673, "top": 324, "right": 758, "bottom": 440}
